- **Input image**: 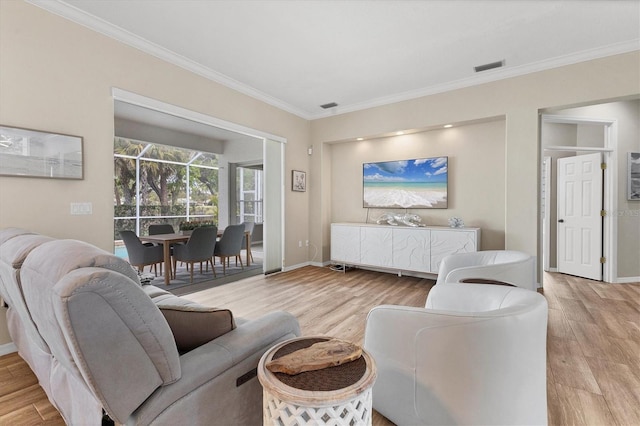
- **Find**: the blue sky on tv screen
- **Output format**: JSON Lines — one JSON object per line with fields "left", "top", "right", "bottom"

{"left": 363, "top": 157, "right": 447, "bottom": 183}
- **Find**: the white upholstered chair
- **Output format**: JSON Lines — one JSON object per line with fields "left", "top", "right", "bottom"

{"left": 364, "top": 283, "right": 548, "bottom": 426}
{"left": 435, "top": 250, "right": 537, "bottom": 291}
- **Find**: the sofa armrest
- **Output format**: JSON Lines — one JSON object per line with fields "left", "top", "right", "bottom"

{"left": 443, "top": 258, "right": 535, "bottom": 290}
{"left": 129, "top": 310, "right": 300, "bottom": 425}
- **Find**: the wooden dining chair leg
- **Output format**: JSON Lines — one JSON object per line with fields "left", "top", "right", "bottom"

{"left": 172, "top": 258, "right": 177, "bottom": 279}
{"left": 210, "top": 258, "right": 216, "bottom": 277}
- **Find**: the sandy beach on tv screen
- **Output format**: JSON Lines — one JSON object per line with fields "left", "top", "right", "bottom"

{"left": 364, "top": 187, "right": 447, "bottom": 208}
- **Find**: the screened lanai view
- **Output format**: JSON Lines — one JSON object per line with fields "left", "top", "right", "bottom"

{"left": 114, "top": 137, "right": 221, "bottom": 238}
{"left": 112, "top": 100, "right": 270, "bottom": 291}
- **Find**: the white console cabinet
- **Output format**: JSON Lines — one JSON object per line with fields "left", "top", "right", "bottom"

{"left": 331, "top": 223, "right": 480, "bottom": 275}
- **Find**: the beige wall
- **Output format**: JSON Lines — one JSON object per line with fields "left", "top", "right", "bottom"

{"left": 329, "top": 119, "right": 507, "bottom": 250}
{"left": 310, "top": 52, "right": 640, "bottom": 273}
{"left": 0, "top": 1, "right": 310, "bottom": 345}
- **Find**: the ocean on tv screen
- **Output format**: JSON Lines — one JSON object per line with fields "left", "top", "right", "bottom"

{"left": 363, "top": 156, "right": 448, "bottom": 209}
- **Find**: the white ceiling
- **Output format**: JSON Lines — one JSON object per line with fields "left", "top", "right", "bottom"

{"left": 31, "top": 0, "right": 640, "bottom": 120}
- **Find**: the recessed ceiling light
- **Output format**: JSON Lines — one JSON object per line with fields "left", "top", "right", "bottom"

{"left": 396, "top": 131, "right": 404, "bottom": 135}
{"left": 357, "top": 137, "right": 364, "bottom": 141}
{"left": 443, "top": 124, "right": 453, "bottom": 128}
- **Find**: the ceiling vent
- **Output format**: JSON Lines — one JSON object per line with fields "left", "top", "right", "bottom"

{"left": 474, "top": 60, "right": 505, "bottom": 73}
{"left": 320, "top": 102, "right": 338, "bottom": 109}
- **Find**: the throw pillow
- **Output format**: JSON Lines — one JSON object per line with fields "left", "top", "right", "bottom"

{"left": 159, "top": 304, "right": 235, "bottom": 352}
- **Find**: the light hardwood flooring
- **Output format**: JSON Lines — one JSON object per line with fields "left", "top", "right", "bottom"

{"left": 0, "top": 266, "right": 638, "bottom": 425}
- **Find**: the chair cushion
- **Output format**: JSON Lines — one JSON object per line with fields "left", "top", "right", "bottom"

{"left": 157, "top": 300, "right": 236, "bottom": 353}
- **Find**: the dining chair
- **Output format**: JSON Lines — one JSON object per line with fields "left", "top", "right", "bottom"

{"left": 172, "top": 226, "right": 218, "bottom": 283}
{"left": 149, "top": 224, "right": 175, "bottom": 235}
{"left": 242, "top": 221, "right": 255, "bottom": 263}
{"left": 119, "top": 230, "right": 164, "bottom": 276}
{"left": 148, "top": 223, "right": 181, "bottom": 253}
{"left": 214, "top": 224, "right": 245, "bottom": 274}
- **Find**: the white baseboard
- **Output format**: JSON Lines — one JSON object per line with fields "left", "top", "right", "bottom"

{"left": 0, "top": 342, "right": 17, "bottom": 357}
{"left": 617, "top": 276, "right": 640, "bottom": 284}
{"left": 282, "top": 261, "right": 332, "bottom": 272}
{"left": 282, "top": 261, "right": 311, "bottom": 272}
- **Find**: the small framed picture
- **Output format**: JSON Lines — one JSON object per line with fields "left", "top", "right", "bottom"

{"left": 292, "top": 170, "right": 306, "bottom": 192}
{"left": 628, "top": 152, "right": 640, "bottom": 201}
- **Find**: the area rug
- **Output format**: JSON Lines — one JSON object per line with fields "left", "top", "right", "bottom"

{"left": 146, "top": 260, "right": 263, "bottom": 295}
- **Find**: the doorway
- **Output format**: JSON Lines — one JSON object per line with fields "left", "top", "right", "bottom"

{"left": 540, "top": 114, "right": 617, "bottom": 283}
{"left": 112, "top": 88, "right": 286, "bottom": 276}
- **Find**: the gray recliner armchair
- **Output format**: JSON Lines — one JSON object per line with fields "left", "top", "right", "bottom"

{"left": 1, "top": 229, "right": 301, "bottom": 425}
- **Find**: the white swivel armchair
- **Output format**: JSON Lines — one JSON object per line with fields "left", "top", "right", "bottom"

{"left": 435, "top": 250, "right": 537, "bottom": 291}
{"left": 364, "top": 283, "right": 548, "bottom": 426}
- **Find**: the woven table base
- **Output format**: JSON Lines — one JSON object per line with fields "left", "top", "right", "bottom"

{"left": 263, "top": 388, "right": 372, "bottom": 426}
{"left": 258, "top": 337, "right": 377, "bottom": 426}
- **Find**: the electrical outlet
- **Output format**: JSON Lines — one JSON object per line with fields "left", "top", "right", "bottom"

{"left": 298, "top": 240, "right": 302, "bottom": 248}
{"left": 305, "top": 240, "right": 309, "bottom": 246}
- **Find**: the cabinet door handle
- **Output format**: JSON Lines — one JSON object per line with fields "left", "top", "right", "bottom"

{"left": 558, "top": 219, "right": 564, "bottom": 223}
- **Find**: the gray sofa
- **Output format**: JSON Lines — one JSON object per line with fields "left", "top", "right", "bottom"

{"left": 0, "top": 228, "right": 300, "bottom": 425}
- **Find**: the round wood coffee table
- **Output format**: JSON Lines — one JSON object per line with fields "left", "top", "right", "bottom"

{"left": 258, "top": 336, "right": 377, "bottom": 426}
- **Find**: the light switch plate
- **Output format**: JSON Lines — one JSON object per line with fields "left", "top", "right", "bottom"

{"left": 70, "top": 202, "right": 93, "bottom": 215}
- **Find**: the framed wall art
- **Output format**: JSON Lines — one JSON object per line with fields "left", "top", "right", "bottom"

{"left": 292, "top": 170, "right": 306, "bottom": 192}
{"left": 628, "top": 152, "right": 640, "bottom": 201}
{"left": 0, "top": 125, "right": 83, "bottom": 179}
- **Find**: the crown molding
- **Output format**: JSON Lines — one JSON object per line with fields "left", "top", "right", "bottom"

{"left": 309, "top": 39, "right": 640, "bottom": 119}
{"left": 26, "top": 0, "right": 313, "bottom": 120}
{"left": 26, "top": 1, "right": 640, "bottom": 122}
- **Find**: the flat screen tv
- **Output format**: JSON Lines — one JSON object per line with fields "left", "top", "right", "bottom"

{"left": 363, "top": 156, "right": 448, "bottom": 209}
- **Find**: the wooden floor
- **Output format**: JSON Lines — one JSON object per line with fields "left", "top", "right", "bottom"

{"left": 0, "top": 266, "right": 638, "bottom": 425}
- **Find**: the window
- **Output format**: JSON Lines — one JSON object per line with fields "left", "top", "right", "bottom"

{"left": 236, "top": 166, "right": 263, "bottom": 224}
{"left": 114, "top": 138, "right": 218, "bottom": 239}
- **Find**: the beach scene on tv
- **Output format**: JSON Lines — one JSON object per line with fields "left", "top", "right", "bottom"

{"left": 363, "top": 156, "right": 448, "bottom": 208}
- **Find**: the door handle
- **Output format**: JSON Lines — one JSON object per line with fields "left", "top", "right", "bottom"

{"left": 558, "top": 219, "right": 564, "bottom": 223}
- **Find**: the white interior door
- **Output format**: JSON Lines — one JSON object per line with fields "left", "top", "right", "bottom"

{"left": 557, "top": 152, "right": 602, "bottom": 280}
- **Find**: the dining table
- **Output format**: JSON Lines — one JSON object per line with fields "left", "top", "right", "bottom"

{"left": 140, "top": 233, "right": 189, "bottom": 285}
{"left": 140, "top": 230, "right": 253, "bottom": 285}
